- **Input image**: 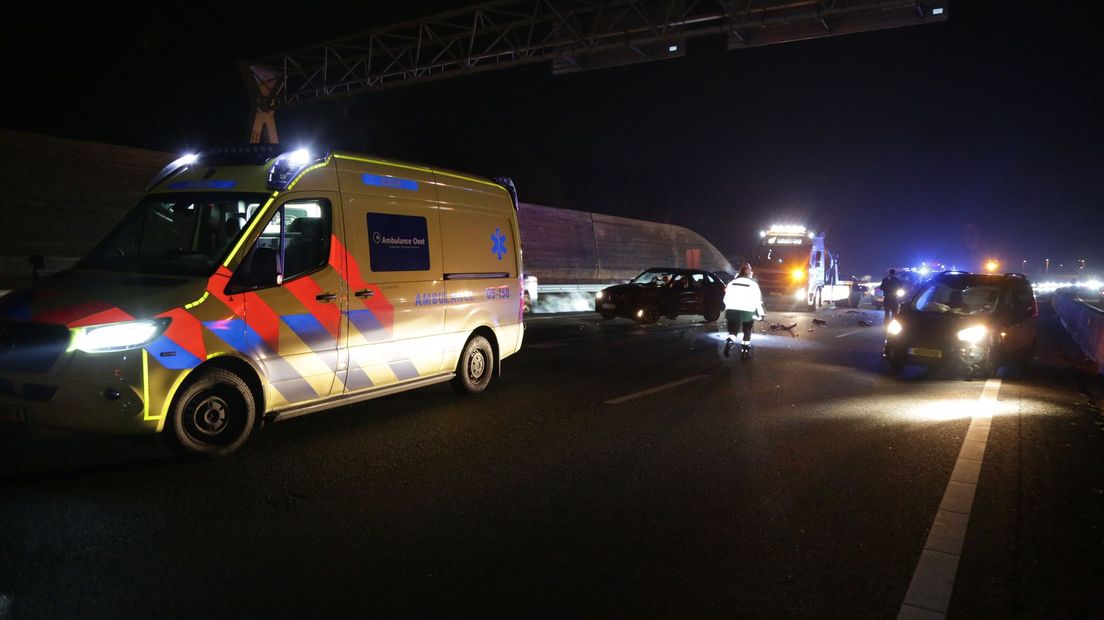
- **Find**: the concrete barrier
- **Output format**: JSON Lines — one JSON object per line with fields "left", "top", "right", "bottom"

{"left": 1054, "top": 289, "right": 1104, "bottom": 372}
{"left": 518, "top": 203, "right": 732, "bottom": 285}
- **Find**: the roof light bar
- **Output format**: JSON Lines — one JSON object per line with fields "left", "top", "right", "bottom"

{"left": 267, "top": 148, "right": 329, "bottom": 190}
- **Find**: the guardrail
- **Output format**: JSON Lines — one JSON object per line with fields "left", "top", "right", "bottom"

{"left": 1054, "top": 288, "right": 1104, "bottom": 373}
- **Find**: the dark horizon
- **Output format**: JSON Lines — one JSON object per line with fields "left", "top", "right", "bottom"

{"left": 3, "top": 1, "right": 1101, "bottom": 277}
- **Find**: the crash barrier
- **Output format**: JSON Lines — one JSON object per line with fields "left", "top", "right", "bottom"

{"left": 1054, "top": 288, "right": 1104, "bottom": 373}
{"left": 518, "top": 202, "right": 732, "bottom": 285}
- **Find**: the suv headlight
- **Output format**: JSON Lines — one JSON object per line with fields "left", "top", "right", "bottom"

{"left": 956, "top": 325, "right": 988, "bottom": 344}
{"left": 887, "top": 319, "right": 903, "bottom": 336}
{"left": 70, "top": 319, "right": 171, "bottom": 353}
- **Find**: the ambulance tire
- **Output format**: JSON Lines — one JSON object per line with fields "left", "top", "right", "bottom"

{"left": 168, "top": 368, "right": 256, "bottom": 458}
{"left": 452, "top": 335, "right": 495, "bottom": 395}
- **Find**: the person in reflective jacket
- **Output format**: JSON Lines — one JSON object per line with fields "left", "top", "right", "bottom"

{"left": 723, "top": 263, "right": 765, "bottom": 358}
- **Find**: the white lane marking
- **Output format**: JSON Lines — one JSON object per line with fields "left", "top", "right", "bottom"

{"left": 898, "top": 378, "right": 1001, "bottom": 619}
{"left": 834, "top": 328, "right": 869, "bottom": 338}
{"left": 604, "top": 375, "right": 709, "bottom": 405}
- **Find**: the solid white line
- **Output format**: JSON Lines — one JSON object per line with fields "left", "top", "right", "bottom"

{"left": 604, "top": 375, "right": 708, "bottom": 405}
{"left": 834, "top": 328, "right": 868, "bottom": 338}
{"left": 898, "top": 378, "right": 1001, "bottom": 619}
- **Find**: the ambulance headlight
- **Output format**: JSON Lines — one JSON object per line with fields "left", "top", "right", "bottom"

{"left": 71, "top": 319, "right": 170, "bottom": 353}
{"left": 887, "top": 319, "right": 903, "bottom": 336}
{"left": 956, "top": 325, "right": 988, "bottom": 344}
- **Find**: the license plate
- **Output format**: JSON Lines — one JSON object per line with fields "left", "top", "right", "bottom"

{"left": 0, "top": 404, "right": 26, "bottom": 424}
{"left": 908, "top": 347, "right": 943, "bottom": 359}
{"left": 600, "top": 303, "right": 615, "bottom": 309}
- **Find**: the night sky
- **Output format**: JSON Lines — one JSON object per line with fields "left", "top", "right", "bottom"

{"left": 3, "top": 1, "right": 1101, "bottom": 277}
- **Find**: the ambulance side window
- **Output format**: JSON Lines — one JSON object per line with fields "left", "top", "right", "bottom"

{"left": 228, "top": 199, "right": 331, "bottom": 292}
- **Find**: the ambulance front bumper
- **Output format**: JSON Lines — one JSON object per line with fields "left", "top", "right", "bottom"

{"left": 0, "top": 348, "right": 155, "bottom": 435}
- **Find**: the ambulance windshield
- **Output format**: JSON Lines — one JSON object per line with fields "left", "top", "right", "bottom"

{"left": 80, "top": 192, "right": 268, "bottom": 277}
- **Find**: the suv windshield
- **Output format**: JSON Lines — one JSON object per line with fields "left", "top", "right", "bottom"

{"left": 80, "top": 192, "right": 268, "bottom": 277}
{"left": 912, "top": 276, "right": 1004, "bottom": 315}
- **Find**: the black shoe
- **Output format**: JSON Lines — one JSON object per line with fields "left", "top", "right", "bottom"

{"left": 724, "top": 339, "right": 733, "bottom": 357}
{"left": 740, "top": 344, "right": 751, "bottom": 359}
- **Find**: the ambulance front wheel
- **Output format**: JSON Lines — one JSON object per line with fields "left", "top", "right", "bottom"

{"left": 452, "top": 335, "right": 494, "bottom": 395}
{"left": 168, "top": 368, "right": 256, "bottom": 458}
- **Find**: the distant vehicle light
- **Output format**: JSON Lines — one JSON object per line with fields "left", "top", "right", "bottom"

{"left": 759, "top": 230, "right": 767, "bottom": 238}
{"left": 668, "top": 45, "right": 678, "bottom": 52}
{"left": 791, "top": 268, "right": 805, "bottom": 282}
{"left": 794, "top": 289, "right": 804, "bottom": 300}
{"left": 918, "top": 266, "right": 931, "bottom": 276}
{"left": 984, "top": 260, "right": 999, "bottom": 273}
{"left": 807, "top": 232, "right": 815, "bottom": 239}
{"left": 887, "top": 319, "right": 903, "bottom": 336}
{"left": 636, "top": 309, "right": 644, "bottom": 318}
{"left": 956, "top": 325, "right": 988, "bottom": 344}
{"left": 768, "top": 224, "right": 807, "bottom": 235}
{"left": 895, "top": 288, "right": 906, "bottom": 298}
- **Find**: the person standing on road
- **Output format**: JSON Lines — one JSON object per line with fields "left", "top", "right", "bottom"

{"left": 879, "top": 268, "right": 903, "bottom": 322}
{"left": 723, "top": 263, "right": 765, "bottom": 359}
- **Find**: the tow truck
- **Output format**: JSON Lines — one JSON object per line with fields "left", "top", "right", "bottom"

{"left": 752, "top": 225, "right": 861, "bottom": 310}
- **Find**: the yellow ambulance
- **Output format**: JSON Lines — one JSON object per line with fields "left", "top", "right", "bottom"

{"left": 0, "top": 147, "right": 525, "bottom": 456}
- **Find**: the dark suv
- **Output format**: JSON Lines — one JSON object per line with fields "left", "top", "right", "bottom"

{"left": 884, "top": 271, "right": 1038, "bottom": 377}
{"left": 596, "top": 268, "right": 726, "bottom": 324}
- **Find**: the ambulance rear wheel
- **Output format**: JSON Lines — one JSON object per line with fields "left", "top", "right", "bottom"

{"left": 168, "top": 368, "right": 256, "bottom": 458}
{"left": 452, "top": 335, "right": 494, "bottom": 395}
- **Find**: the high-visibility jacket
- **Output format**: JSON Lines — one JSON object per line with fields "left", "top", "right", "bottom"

{"left": 723, "top": 276, "right": 764, "bottom": 314}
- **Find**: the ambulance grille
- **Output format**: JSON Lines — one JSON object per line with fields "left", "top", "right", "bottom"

{"left": 0, "top": 321, "right": 71, "bottom": 374}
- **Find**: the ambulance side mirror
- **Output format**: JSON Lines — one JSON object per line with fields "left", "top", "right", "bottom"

{"left": 226, "top": 246, "right": 281, "bottom": 294}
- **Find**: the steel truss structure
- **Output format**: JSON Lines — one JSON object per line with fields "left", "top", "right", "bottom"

{"left": 242, "top": 0, "right": 947, "bottom": 141}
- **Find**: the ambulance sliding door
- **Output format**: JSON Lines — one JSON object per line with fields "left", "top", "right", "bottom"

{"left": 338, "top": 163, "right": 446, "bottom": 393}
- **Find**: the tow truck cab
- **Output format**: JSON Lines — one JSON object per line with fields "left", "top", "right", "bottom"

{"left": 752, "top": 225, "right": 857, "bottom": 309}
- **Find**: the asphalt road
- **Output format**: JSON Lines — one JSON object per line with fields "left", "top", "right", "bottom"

{"left": 1, "top": 302, "right": 1102, "bottom": 618}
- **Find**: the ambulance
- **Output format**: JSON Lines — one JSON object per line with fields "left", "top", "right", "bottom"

{"left": 0, "top": 146, "right": 525, "bottom": 456}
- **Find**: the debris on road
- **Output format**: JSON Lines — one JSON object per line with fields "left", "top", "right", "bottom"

{"left": 812, "top": 318, "right": 828, "bottom": 326}
{"left": 769, "top": 322, "right": 799, "bottom": 336}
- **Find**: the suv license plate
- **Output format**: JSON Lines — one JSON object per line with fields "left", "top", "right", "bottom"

{"left": 0, "top": 404, "right": 27, "bottom": 424}
{"left": 908, "top": 347, "right": 943, "bottom": 359}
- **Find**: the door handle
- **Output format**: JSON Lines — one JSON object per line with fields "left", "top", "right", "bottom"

{"left": 354, "top": 289, "right": 374, "bottom": 298}
{"left": 315, "top": 292, "right": 337, "bottom": 302}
